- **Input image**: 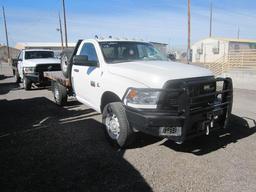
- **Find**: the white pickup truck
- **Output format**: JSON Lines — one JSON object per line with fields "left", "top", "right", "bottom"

{"left": 12, "top": 49, "right": 60, "bottom": 90}
{"left": 44, "top": 39, "right": 233, "bottom": 148}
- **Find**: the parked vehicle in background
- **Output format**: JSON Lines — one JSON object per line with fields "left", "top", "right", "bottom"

{"left": 45, "top": 38, "right": 233, "bottom": 148}
{"left": 12, "top": 49, "right": 61, "bottom": 90}
{"left": 168, "top": 52, "right": 176, "bottom": 61}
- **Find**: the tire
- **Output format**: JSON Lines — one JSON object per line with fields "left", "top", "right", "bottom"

{"left": 102, "top": 102, "right": 134, "bottom": 148}
{"left": 23, "top": 77, "right": 32, "bottom": 90}
{"left": 60, "top": 48, "right": 74, "bottom": 78}
{"left": 52, "top": 81, "right": 67, "bottom": 106}
{"left": 15, "top": 70, "right": 21, "bottom": 83}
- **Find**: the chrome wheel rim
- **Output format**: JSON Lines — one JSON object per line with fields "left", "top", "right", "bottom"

{"left": 105, "top": 113, "right": 120, "bottom": 140}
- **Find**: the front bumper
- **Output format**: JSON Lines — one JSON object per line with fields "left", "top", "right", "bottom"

{"left": 24, "top": 72, "right": 50, "bottom": 84}
{"left": 125, "top": 77, "right": 233, "bottom": 142}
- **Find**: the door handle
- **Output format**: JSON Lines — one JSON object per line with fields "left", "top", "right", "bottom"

{"left": 74, "top": 69, "right": 79, "bottom": 72}
{"left": 90, "top": 81, "right": 96, "bottom": 87}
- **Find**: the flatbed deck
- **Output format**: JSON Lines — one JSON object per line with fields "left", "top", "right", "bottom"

{"left": 44, "top": 71, "right": 71, "bottom": 87}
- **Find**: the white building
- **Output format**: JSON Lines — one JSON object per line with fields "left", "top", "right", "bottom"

{"left": 0, "top": 45, "right": 20, "bottom": 62}
{"left": 192, "top": 37, "right": 256, "bottom": 63}
{"left": 15, "top": 42, "right": 76, "bottom": 50}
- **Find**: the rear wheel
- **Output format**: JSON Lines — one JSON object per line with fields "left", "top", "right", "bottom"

{"left": 52, "top": 81, "right": 67, "bottom": 106}
{"left": 23, "top": 77, "right": 32, "bottom": 90}
{"left": 102, "top": 102, "right": 134, "bottom": 148}
{"left": 61, "top": 48, "right": 74, "bottom": 78}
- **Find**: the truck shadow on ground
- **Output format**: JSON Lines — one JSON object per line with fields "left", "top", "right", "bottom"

{"left": 0, "top": 74, "right": 13, "bottom": 80}
{"left": 0, "top": 81, "right": 20, "bottom": 95}
{"left": 0, "top": 97, "right": 152, "bottom": 192}
{"left": 161, "top": 114, "right": 256, "bottom": 155}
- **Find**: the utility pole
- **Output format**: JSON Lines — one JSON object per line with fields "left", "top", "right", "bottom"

{"left": 209, "top": 0, "right": 213, "bottom": 37}
{"left": 2, "top": 6, "right": 10, "bottom": 63}
{"left": 237, "top": 25, "right": 240, "bottom": 39}
{"left": 62, "top": 0, "right": 68, "bottom": 47}
{"left": 187, "top": 0, "right": 191, "bottom": 64}
{"left": 57, "top": 13, "right": 64, "bottom": 50}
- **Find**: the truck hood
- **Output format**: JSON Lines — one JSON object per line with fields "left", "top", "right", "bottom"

{"left": 23, "top": 58, "right": 60, "bottom": 67}
{"left": 107, "top": 61, "right": 213, "bottom": 88}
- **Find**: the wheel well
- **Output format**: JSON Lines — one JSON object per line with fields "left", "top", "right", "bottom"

{"left": 100, "top": 91, "right": 121, "bottom": 112}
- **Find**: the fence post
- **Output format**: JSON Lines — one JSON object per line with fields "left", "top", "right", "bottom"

{"left": 223, "top": 49, "right": 226, "bottom": 74}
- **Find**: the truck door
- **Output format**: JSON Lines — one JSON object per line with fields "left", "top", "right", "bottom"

{"left": 72, "top": 42, "right": 102, "bottom": 110}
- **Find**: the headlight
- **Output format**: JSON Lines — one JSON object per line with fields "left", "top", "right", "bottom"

{"left": 123, "top": 88, "right": 161, "bottom": 109}
{"left": 23, "top": 67, "right": 35, "bottom": 74}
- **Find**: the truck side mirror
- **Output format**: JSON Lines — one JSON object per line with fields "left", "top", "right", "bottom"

{"left": 73, "top": 55, "right": 98, "bottom": 67}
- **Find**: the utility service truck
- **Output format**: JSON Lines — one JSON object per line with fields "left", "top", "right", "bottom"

{"left": 44, "top": 39, "right": 233, "bottom": 148}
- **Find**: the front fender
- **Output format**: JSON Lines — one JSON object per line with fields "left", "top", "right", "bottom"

{"left": 100, "top": 72, "right": 148, "bottom": 104}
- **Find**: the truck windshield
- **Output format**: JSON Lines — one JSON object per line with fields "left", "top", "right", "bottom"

{"left": 100, "top": 41, "right": 168, "bottom": 63}
{"left": 25, "top": 51, "right": 54, "bottom": 60}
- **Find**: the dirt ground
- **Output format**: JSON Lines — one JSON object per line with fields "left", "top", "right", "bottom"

{"left": 0, "top": 64, "right": 255, "bottom": 192}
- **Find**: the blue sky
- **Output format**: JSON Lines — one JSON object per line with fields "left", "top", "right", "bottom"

{"left": 1, "top": 0, "right": 256, "bottom": 49}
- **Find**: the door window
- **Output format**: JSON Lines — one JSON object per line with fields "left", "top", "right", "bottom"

{"left": 80, "top": 43, "right": 98, "bottom": 62}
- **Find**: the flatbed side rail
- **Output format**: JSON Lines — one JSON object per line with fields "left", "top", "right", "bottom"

{"left": 44, "top": 71, "right": 71, "bottom": 87}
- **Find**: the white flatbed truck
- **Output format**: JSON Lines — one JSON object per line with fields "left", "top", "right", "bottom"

{"left": 44, "top": 38, "right": 233, "bottom": 148}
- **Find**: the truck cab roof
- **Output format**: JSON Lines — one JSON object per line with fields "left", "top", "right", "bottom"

{"left": 79, "top": 38, "right": 147, "bottom": 44}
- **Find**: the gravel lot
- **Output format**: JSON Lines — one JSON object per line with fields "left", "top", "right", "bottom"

{"left": 0, "top": 64, "right": 256, "bottom": 192}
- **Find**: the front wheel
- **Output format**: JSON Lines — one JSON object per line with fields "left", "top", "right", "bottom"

{"left": 102, "top": 102, "right": 134, "bottom": 148}
{"left": 15, "top": 70, "right": 21, "bottom": 83}
{"left": 23, "top": 77, "right": 32, "bottom": 90}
